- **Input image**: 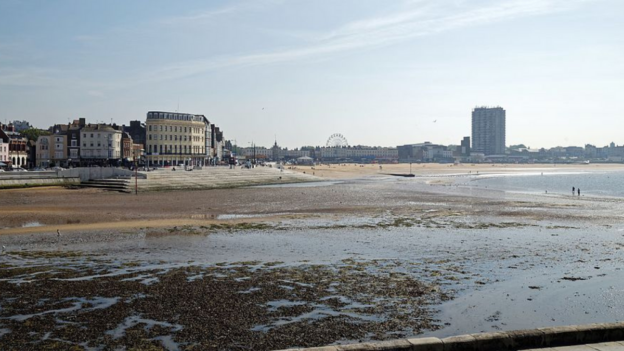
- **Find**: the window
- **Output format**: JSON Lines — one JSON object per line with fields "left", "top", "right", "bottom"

{"left": 91, "top": 134, "right": 94, "bottom": 138}
{"left": 84, "top": 134, "right": 86, "bottom": 138}
{"left": 149, "top": 125, "right": 152, "bottom": 131}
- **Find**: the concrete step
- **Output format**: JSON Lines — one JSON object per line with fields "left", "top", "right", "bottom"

{"left": 80, "top": 179, "right": 131, "bottom": 193}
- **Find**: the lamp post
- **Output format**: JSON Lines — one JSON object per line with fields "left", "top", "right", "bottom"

{"left": 134, "top": 148, "right": 138, "bottom": 195}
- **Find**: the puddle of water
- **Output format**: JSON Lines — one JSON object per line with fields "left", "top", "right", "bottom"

{"left": 216, "top": 213, "right": 291, "bottom": 220}
{"left": 6, "top": 297, "right": 119, "bottom": 322}
{"left": 21, "top": 221, "right": 43, "bottom": 228}
{"left": 265, "top": 300, "right": 307, "bottom": 312}
{"left": 152, "top": 335, "right": 180, "bottom": 351}
{"left": 107, "top": 315, "right": 183, "bottom": 340}
{"left": 0, "top": 328, "right": 10, "bottom": 338}
{"left": 252, "top": 307, "right": 380, "bottom": 332}
{"left": 238, "top": 287, "right": 261, "bottom": 294}
{"left": 253, "top": 181, "right": 341, "bottom": 188}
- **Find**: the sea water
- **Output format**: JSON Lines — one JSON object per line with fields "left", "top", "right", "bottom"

{"left": 471, "top": 171, "right": 624, "bottom": 197}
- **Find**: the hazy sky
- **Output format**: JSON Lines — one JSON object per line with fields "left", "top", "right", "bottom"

{"left": 0, "top": 0, "right": 622, "bottom": 149}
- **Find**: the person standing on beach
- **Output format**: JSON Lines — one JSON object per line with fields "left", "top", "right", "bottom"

{"left": 578, "top": 188, "right": 581, "bottom": 196}
{"left": 573, "top": 186, "right": 575, "bottom": 194}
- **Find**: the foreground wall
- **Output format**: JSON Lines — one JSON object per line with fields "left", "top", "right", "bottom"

{"left": 0, "top": 172, "right": 80, "bottom": 189}
{"left": 58, "top": 167, "right": 136, "bottom": 182}
{"left": 277, "top": 322, "right": 624, "bottom": 351}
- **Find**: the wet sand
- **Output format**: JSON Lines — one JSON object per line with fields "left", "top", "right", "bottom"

{"left": 288, "top": 162, "right": 624, "bottom": 179}
{"left": 2, "top": 168, "right": 624, "bottom": 350}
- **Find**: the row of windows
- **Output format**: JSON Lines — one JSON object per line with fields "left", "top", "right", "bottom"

{"left": 148, "top": 125, "right": 203, "bottom": 134}
{"left": 82, "top": 143, "right": 114, "bottom": 148}
{"left": 147, "top": 145, "right": 206, "bottom": 154}
{"left": 147, "top": 112, "right": 204, "bottom": 122}
{"left": 37, "top": 152, "right": 64, "bottom": 159}
{"left": 148, "top": 134, "right": 204, "bottom": 142}
{"left": 83, "top": 133, "right": 119, "bottom": 139}
{"left": 80, "top": 150, "right": 121, "bottom": 158}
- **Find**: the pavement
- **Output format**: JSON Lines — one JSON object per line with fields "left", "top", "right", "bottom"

{"left": 525, "top": 342, "right": 624, "bottom": 350}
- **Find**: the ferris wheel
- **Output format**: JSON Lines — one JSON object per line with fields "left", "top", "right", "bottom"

{"left": 326, "top": 133, "right": 349, "bottom": 148}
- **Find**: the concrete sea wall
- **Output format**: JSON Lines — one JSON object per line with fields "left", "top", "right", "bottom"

{"left": 276, "top": 322, "right": 624, "bottom": 350}
{"left": 0, "top": 172, "right": 80, "bottom": 189}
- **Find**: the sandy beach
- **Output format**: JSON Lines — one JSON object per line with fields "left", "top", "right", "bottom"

{"left": 2, "top": 165, "right": 624, "bottom": 350}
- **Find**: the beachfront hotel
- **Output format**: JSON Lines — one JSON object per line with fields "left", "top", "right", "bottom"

{"left": 145, "top": 111, "right": 206, "bottom": 167}
{"left": 472, "top": 106, "right": 506, "bottom": 156}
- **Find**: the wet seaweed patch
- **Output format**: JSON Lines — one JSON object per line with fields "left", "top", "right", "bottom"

{"left": 304, "top": 215, "right": 541, "bottom": 231}
{"left": 9, "top": 250, "right": 105, "bottom": 260}
{"left": 451, "top": 221, "right": 538, "bottom": 230}
{"left": 0, "top": 256, "right": 451, "bottom": 350}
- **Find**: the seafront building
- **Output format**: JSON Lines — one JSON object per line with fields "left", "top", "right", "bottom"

{"left": 145, "top": 111, "right": 206, "bottom": 167}
{"left": 0, "top": 130, "right": 9, "bottom": 165}
{"left": 36, "top": 134, "right": 67, "bottom": 168}
{"left": 80, "top": 124, "right": 122, "bottom": 166}
{"left": 1, "top": 123, "right": 29, "bottom": 168}
{"left": 472, "top": 106, "right": 506, "bottom": 156}
{"left": 317, "top": 146, "right": 398, "bottom": 162}
{"left": 398, "top": 142, "right": 453, "bottom": 163}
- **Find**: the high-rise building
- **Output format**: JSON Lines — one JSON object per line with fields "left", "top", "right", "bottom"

{"left": 471, "top": 107, "right": 506, "bottom": 155}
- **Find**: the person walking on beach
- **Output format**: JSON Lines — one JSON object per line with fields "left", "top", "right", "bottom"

{"left": 572, "top": 186, "right": 575, "bottom": 194}
{"left": 578, "top": 188, "right": 581, "bottom": 196}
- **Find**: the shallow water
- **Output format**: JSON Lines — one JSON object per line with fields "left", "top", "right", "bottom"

{"left": 3, "top": 221, "right": 624, "bottom": 339}
{"left": 472, "top": 170, "right": 624, "bottom": 198}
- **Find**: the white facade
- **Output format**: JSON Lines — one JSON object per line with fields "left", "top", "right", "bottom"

{"left": 0, "top": 139, "right": 8, "bottom": 164}
{"left": 146, "top": 111, "right": 206, "bottom": 166}
{"left": 319, "top": 147, "right": 398, "bottom": 160}
{"left": 80, "top": 125, "right": 122, "bottom": 160}
{"left": 240, "top": 147, "right": 273, "bottom": 158}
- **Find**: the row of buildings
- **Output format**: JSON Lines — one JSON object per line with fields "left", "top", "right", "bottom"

{"left": 238, "top": 142, "right": 400, "bottom": 163}
{"left": 0, "top": 123, "right": 29, "bottom": 168}
{"left": 0, "top": 111, "right": 226, "bottom": 169}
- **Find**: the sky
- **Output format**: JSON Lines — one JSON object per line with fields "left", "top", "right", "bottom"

{"left": 0, "top": 0, "right": 622, "bottom": 149}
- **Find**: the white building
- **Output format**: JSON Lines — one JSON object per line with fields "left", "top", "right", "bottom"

{"left": 240, "top": 147, "right": 273, "bottom": 159}
{"left": 319, "top": 146, "right": 398, "bottom": 161}
{"left": 80, "top": 124, "right": 122, "bottom": 164}
{"left": 146, "top": 111, "right": 206, "bottom": 166}
{"left": 0, "top": 133, "right": 8, "bottom": 165}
